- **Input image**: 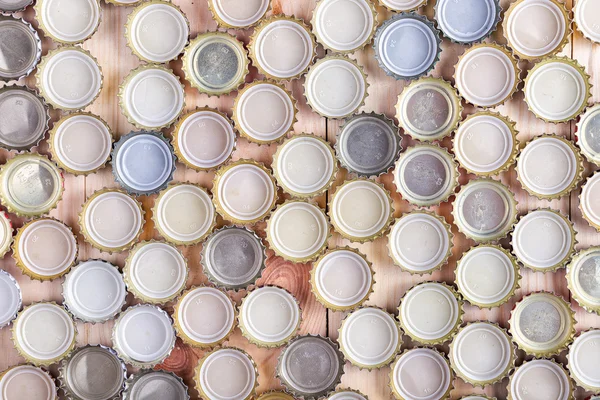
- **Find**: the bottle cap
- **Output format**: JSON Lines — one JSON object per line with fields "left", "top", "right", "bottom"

{"left": 387, "top": 210, "right": 453, "bottom": 275}
{"left": 195, "top": 347, "right": 258, "bottom": 400}
{"left": 434, "top": 0, "right": 500, "bottom": 44}
{"left": 152, "top": 183, "right": 216, "bottom": 246}
{"left": 516, "top": 135, "right": 584, "bottom": 199}
{"left": 503, "top": 0, "right": 570, "bottom": 60}
{"left": 208, "top": 0, "right": 269, "bottom": 28}
{"left": 566, "top": 247, "right": 600, "bottom": 314}
{"left": 0, "top": 365, "right": 57, "bottom": 400}
{"left": 373, "top": 12, "right": 441, "bottom": 81}
{"left": 452, "top": 178, "right": 518, "bottom": 243}
{"left": 511, "top": 209, "right": 576, "bottom": 272}
{"left": 327, "top": 390, "right": 368, "bottom": 400}
{"left": 277, "top": 335, "right": 344, "bottom": 399}
{"left": 257, "top": 392, "right": 296, "bottom": 400}
{"left": 0, "top": 269, "right": 21, "bottom": 328}
{"left": 395, "top": 77, "right": 462, "bottom": 142}
{"left": 338, "top": 307, "right": 401, "bottom": 369}
{"left": 182, "top": 32, "right": 249, "bottom": 96}
{"left": 112, "top": 304, "right": 176, "bottom": 368}
{"left": 48, "top": 112, "right": 112, "bottom": 175}
{"left": 575, "top": 104, "right": 600, "bottom": 166}
{"left": 335, "top": 112, "right": 402, "bottom": 177}
{"left": 508, "top": 359, "right": 573, "bottom": 400}
{"left": 172, "top": 108, "right": 236, "bottom": 171}
{"left": 575, "top": 0, "right": 600, "bottom": 44}
{"left": 36, "top": 46, "right": 102, "bottom": 111}
{"left": 239, "top": 285, "right": 301, "bottom": 347}
{"left": 580, "top": 172, "right": 600, "bottom": 231}
{"left": 568, "top": 329, "right": 600, "bottom": 393}
{"left": 393, "top": 144, "right": 459, "bottom": 207}
{"left": 105, "top": 0, "right": 142, "bottom": 6}
{"left": 34, "top": 0, "right": 101, "bottom": 44}
{"left": 124, "top": 241, "right": 188, "bottom": 304}
{"left": 58, "top": 345, "right": 126, "bottom": 400}
{"left": 329, "top": 179, "right": 393, "bottom": 242}
{"left": 12, "top": 302, "right": 76, "bottom": 366}
{"left": 266, "top": 201, "right": 330, "bottom": 262}
{"left": 311, "top": 247, "right": 374, "bottom": 311}
{"left": 459, "top": 397, "right": 495, "bottom": 400}
{"left": 0, "top": 0, "right": 33, "bottom": 12}
{"left": 509, "top": 292, "right": 576, "bottom": 357}
{"left": 454, "top": 43, "right": 520, "bottom": 108}
{"left": 213, "top": 160, "right": 277, "bottom": 224}
{"left": 311, "top": 0, "right": 377, "bottom": 53}
{"left": 455, "top": 244, "right": 520, "bottom": 308}
{"left": 124, "top": 370, "right": 189, "bottom": 400}
{"left": 62, "top": 259, "right": 127, "bottom": 323}
{"left": 0, "top": 210, "right": 12, "bottom": 258}
{"left": 449, "top": 322, "right": 515, "bottom": 387}
{"left": 79, "top": 189, "right": 144, "bottom": 253}
{"left": 232, "top": 81, "right": 297, "bottom": 144}
{"left": 272, "top": 134, "right": 337, "bottom": 198}
{"left": 0, "top": 17, "right": 41, "bottom": 82}
{"left": 379, "top": 0, "right": 426, "bottom": 11}
{"left": 453, "top": 112, "right": 519, "bottom": 176}
{"left": 524, "top": 57, "right": 591, "bottom": 123}
{"left": 0, "top": 85, "right": 49, "bottom": 151}
{"left": 173, "top": 286, "right": 236, "bottom": 347}
{"left": 125, "top": 0, "right": 189, "bottom": 63}
{"left": 13, "top": 218, "right": 77, "bottom": 281}
{"left": 389, "top": 347, "right": 453, "bottom": 400}
{"left": 304, "top": 55, "right": 368, "bottom": 119}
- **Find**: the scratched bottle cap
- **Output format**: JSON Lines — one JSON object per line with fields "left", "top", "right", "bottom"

{"left": 0, "top": 16, "right": 41, "bottom": 82}
{"left": 327, "top": 390, "right": 368, "bottom": 400}
{"left": 0, "top": 365, "right": 57, "bottom": 400}
{"left": 13, "top": 218, "right": 77, "bottom": 281}
{"left": 277, "top": 335, "right": 344, "bottom": 399}
{"left": 576, "top": 104, "right": 600, "bottom": 166}
{"left": 12, "top": 302, "right": 76, "bottom": 366}
{"left": 36, "top": 46, "right": 102, "bottom": 111}
{"left": 508, "top": 359, "right": 573, "bottom": 400}
{"left": 0, "top": 270, "right": 21, "bottom": 328}
{"left": 34, "top": 0, "right": 101, "bottom": 44}
{"left": 239, "top": 286, "right": 301, "bottom": 347}
{"left": 336, "top": 112, "right": 402, "bottom": 177}
{"left": 272, "top": 134, "right": 337, "bottom": 198}
{"left": 452, "top": 178, "right": 518, "bottom": 243}
{"left": 124, "top": 370, "right": 189, "bottom": 400}
{"left": 516, "top": 135, "right": 584, "bottom": 199}
{"left": 566, "top": 247, "right": 600, "bottom": 315}
{"left": 580, "top": 172, "right": 600, "bottom": 231}
{"left": 0, "top": 85, "right": 49, "bottom": 151}
{"left": 233, "top": 81, "right": 297, "bottom": 144}
{"left": 379, "top": 0, "right": 425, "bottom": 11}
{"left": 575, "top": 0, "right": 600, "bottom": 44}
{"left": 393, "top": 144, "right": 459, "bottom": 207}
{"left": 125, "top": 0, "right": 189, "bottom": 63}
{"left": 208, "top": 0, "right": 269, "bottom": 28}
{"left": 568, "top": 330, "right": 600, "bottom": 393}
{"left": 509, "top": 292, "right": 576, "bottom": 357}
{"left": 173, "top": 286, "right": 236, "bottom": 347}
{"left": 182, "top": 32, "right": 249, "bottom": 96}
{"left": 435, "top": 0, "right": 500, "bottom": 44}
{"left": 124, "top": 241, "right": 188, "bottom": 304}
{"left": 112, "top": 304, "right": 176, "bottom": 368}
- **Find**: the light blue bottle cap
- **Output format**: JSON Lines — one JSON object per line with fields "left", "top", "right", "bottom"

{"left": 435, "top": 0, "right": 501, "bottom": 44}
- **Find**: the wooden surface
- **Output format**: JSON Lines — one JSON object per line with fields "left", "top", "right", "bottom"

{"left": 1, "top": 0, "right": 600, "bottom": 399}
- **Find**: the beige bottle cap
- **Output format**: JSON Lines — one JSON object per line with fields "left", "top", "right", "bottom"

{"left": 459, "top": 396, "right": 495, "bottom": 400}
{"left": 454, "top": 43, "right": 519, "bottom": 108}
{"left": 576, "top": 104, "right": 600, "bottom": 166}
{"left": 125, "top": 1, "right": 189, "bottom": 63}
{"left": 580, "top": 172, "right": 600, "bottom": 231}
{"left": 452, "top": 178, "right": 518, "bottom": 243}
{"left": 568, "top": 330, "right": 600, "bottom": 392}
{"left": 173, "top": 286, "right": 236, "bottom": 347}
{"left": 80, "top": 189, "right": 144, "bottom": 253}
{"left": 256, "top": 392, "right": 296, "bottom": 400}
{"left": 35, "top": 0, "right": 101, "bottom": 44}
{"left": 566, "top": 247, "right": 600, "bottom": 314}
{"left": 329, "top": 179, "right": 393, "bottom": 242}
{"left": 453, "top": 112, "right": 519, "bottom": 176}
{"left": 0, "top": 270, "right": 20, "bottom": 328}
{"left": 456, "top": 245, "right": 520, "bottom": 308}
{"left": 12, "top": 302, "right": 76, "bottom": 366}
{"left": 0, "top": 211, "right": 12, "bottom": 258}
{"left": 379, "top": 0, "right": 426, "bottom": 11}
{"left": 105, "top": 0, "right": 141, "bottom": 5}
{"left": 524, "top": 57, "right": 591, "bottom": 123}
{"left": 388, "top": 210, "right": 453, "bottom": 275}
{"left": 508, "top": 359, "right": 573, "bottom": 400}
{"left": 13, "top": 218, "right": 77, "bottom": 281}
{"left": 208, "top": 0, "right": 269, "bottom": 28}
{"left": 304, "top": 56, "right": 368, "bottom": 119}
{"left": 272, "top": 134, "right": 337, "bottom": 198}
{"left": 389, "top": 347, "right": 453, "bottom": 400}
{"left": 516, "top": 135, "right": 584, "bottom": 199}
{"left": 328, "top": 390, "right": 367, "bottom": 400}
{"left": 233, "top": 81, "right": 297, "bottom": 144}
{"left": 36, "top": 46, "right": 102, "bottom": 111}
{"left": 393, "top": 144, "right": 459, "bottom": 207}
{"left": 0, "top": 365, "right": 57, "bottom": 400}
{"left": 509, "top": 292, "right": 576, "bottom": 357}
{"left": 504, "top": 0, "right": 570, "bottom": 60}
{"left": 575, "top": 0, "right": 600, "bottom": 43}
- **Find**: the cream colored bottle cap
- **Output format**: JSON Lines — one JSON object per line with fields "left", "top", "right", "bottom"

{"left": 124, "top": 241, "right": 188, "bottom": 304}
{"left": 576, "top": 104, "right": 600, "bottom": 166}
{"left": 389, "top": 348, "right": 452, "bottom": 400}
{"left": 388, "top": 211, "right": 453, "bottom": 275}
{"left": 0, "top": 0, "right": 34, "bottom": 13}
{"left": 35, "top": 0, "right": 100, "bottom": 44}
{"left": 459, "top": 396, "right": 494, "bottom": 400}
{"left": 339, "top": 307, "right": 401, "bottom": 369}
{"left": 0, "top": 365, "right": 57, "bottom": 400}
{"left": 566, "top": 247, "right": 600, "bottom": 314}
{"left": 580, "top": 172, "right": 600, "bottom": 230}
{"left": 272, "top": 134, "right": 337, "bottom": 198}
{"left": 257, "top": 392, "right": 296, "bottom": 400}
{"left": 13, "top": 303, "right": 76, "bottom": 366}
{"left": 124, "top": 370, "right": 189, "bottom": 400}
{"left": 328, "top": 390, "right": 367, "bottom": 400}
{"left": 113, "top": 304, "right": 176, "bottom": 368}
{"left": 568, "top": 330, "right": 600, "bottom": 392}
{"left": 106, "top": 0, "right": 141, "bottom": 4}
{"left": 0, "top": 270, "right": 20, "bottom": 328}
{"left": 239, "top": 286, "right": 301, "bottom": 347}
{"left": 126, "top": 1, "right": 189, "bottom": 63}
{"left": 329, "top": 179, "right": 393, "bottom": 242}
{"left": 196, "top": 347, "right": 257, "bottom": 400}
{"left": 208, "top": 0, "right": 269, "bottom": 28}
{"left": 0, "top": 211, "right": 12, "bottom": 258}
{"left": 379, "top": 0, "right": 425, "bottom": 11}
{"left": 575, "top": 0, "right": 600, "bottom": 43}
{"left": 174, "top": 286, "right": 235, "bottom": 347}
{"left": 304, "top": 56, "right": 367, "bottom": 118}
{"left": 508, "top": 359, "right": 573, "bottom": 400}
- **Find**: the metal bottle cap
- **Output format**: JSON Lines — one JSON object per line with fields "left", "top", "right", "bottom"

{"left": 208, "top": 0, "right": 269, "bottom": 28}
{"left": 459, "top": 397, "right": 495, "bottom": 400}
{"left": 580, "top": 172, "right": 600, "bottom": 231}
{"left": 435, "top": 0, "right": 500, "bottom": 44}
{"left": 0, "top": 269, "right": 21, "bottom": 328}
{"left": 566, "top": 247, "right": 600, "bottom": 315}
{"left": 0, "top": 0, "right": 33, "bottom": 12}
{"left": 105, "top": 0, "right": 141, "bottom": 5}
{"left": 379, "top": 0, "right": 426, "bottom": 11}
{"left": 0, "top": 85, "right": 48, "bottom": 151}
{"left": 568, "top": 329, "right": 600, "bottom": 393}
{"left": 0, "top": 210, "right": 12, "bottom": 258}
{"left": 0, "top": 365, "right": 57, "bottom": 400}
{"left": 0, "top": 16, "right": 41, "bottom": 81}
{"left": 257, "top": 392, "right": 296, "bottom": 400}
{"left": 508, "top": 359, "right": 574, "bottom": 400}
{"left": 576, "top": 104, "right": 600, "bottom": 166}
{"left": 575, "top": 0, "right": 600, "bottom": 44}
{"left": 35, "top": 0, "right": 101, "bottom": 44}
{"left": 124, "top": 370, "right": 189, "bottom": 400}
{"left": 327, "top": 390, "right": 368, "bottom": 400}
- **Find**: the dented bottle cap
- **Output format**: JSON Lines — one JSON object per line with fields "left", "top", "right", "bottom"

{"left": 0, "top": 16, "right": 41, "bottom": 81}
{"left": 0, "top": 85, "right": 48, "bottom": 151}
{"left": 0, "top": 365, "right": 57, "bottom": 400}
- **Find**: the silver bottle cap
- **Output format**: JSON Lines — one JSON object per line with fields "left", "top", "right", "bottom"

{"left": 0, "top": 85, "right": 49, "bottom": 151}
{"left": 0, "top": 16, "right": 41, "bottom": 82}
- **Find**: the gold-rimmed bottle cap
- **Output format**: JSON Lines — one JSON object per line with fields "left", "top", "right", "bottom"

{"left": 0, "top": 365, "right": 57, "bottom": 400}
{"left": 568, "top": 329, "right": 600, "bottom": 393}
{"left": 434, "top": 0, "right": 501, "bottom": 44}
{"left": 507, "top": 359, "right": 574, "bottom": 400}
{"left": 566, "top": 247, "right": 600, "bottom": 315}
{"left": 0, "top": 211, "right": 12, "bottom": 258}
{"left": 208, "top": 0, "right": 269, "bottom": 28}
{"left": 0, "top": 16, "right": 42, "bottom": 82}
{"left": 379, "top": 0, "right": 426, "bottom": 12}
{"left": 105, "top": 0, "right": 142, "bottom": 6}
{"left": 256, "top": 392, "right": 296, "bottom": 400}
{"left": 575, "top": 0, "right": 600, "bottom": 44}
{"left": 576, "top": 104, "right": 600, "bottom": 166}
{"left": 0, "top": 85, "right": 49, "bottom": 151}
{"left": 34, "top": 0, "right": 101, "bottom": 44}
{"left": 0, "top": 269, "right": 20, "bottom": 328}
{"left": 459, "top": 396, "right": 496, "bottom": 400}
{"left": 327, "top": 390, "right": 368, "bottom": 400}
{"left": 580, "top": 172, "right": 600, "bottom": 231}
{"left": 124, "top": 370, "right": 189, "bottom": 400}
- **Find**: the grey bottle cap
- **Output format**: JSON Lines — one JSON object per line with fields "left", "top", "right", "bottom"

{"left": 201, "top": 225, "right": 266, "bottom": 290}
{"left": 0, "top": 85, "right": 49, "bottom": 151}
{"left": 0, "top": 16, "right": 41, "bottom": 81}
{"left": 112, "top": 131, "right": 176, "bottom": 196}
{"left": 335, "top": 112, "right": 402, "bottom": 177}
{"left": 0, "top": 269, "right": 21, "bottom": 328}
{"left": 124, "top": 370, "right": 189, "bottom": 400}
{"left": 434, "top": 0, "right": 501, "bottom": 44}
{"left": 0, "top": 0, "right": 33, "bottom": 13}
